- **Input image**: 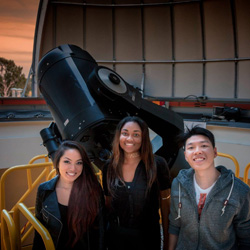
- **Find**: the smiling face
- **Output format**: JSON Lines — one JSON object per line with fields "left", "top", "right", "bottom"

{"left": 184, "top": 134, "right": 217, "bottom": 172}
{"left": 119, "top": 121, "right": 142, "bottom": 155}
{"left": 58, "top": 148, "right": 83, "bottom": 184}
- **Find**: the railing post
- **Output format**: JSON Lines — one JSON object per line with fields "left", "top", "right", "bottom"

{"left": 243, "top": 163, "right": 250, "bottom": 185}
{"left": 13, "top": 207, "right": 21, "bottom": 250}
{"left": 217, "top": 152, "right": 240, "bottom": 178}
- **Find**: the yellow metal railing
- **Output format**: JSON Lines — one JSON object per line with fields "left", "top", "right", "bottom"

{"left": 0, "top": 155, "right": 54, "bottom": 249}
{"left": 13, "top": 203, "right": 55, "bottom": 250}
{"left": 19, "top": 207, "right": 35, "bottom": 246}
{"left": 243, "top": 163, "right": 250, "bottom": 186}
{"left": 0, "top": 161, "right": 54, "bottom": 213}
{"left": 27, "top": 155, "right": 51, "bottom": 196}
{"left": 217, "top": 152, "right": 240, "bottom": 178}
{"left": 1, "top": 203, "right": 55, "bottom": 250}
{"left": 1, "top": 209, "right": 18, "bottom": 250}
{"left": 28, "top": 154, "right": 50, "bottom": 164}
{"left": 47, "top": 168, "right": 56, "bottom": 180}
{"left": 92, "top": 163, "right": 103, "bottom": 187}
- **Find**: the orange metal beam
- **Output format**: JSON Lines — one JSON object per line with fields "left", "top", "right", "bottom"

{"left": 1, "top": 98, "right": 250, "bottom": 110}
{"left": 0, "top": 98, "right": 46, "bottom": 106}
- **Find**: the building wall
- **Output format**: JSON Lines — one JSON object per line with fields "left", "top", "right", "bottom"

{"left": 35, "top": 0, "right": 250, "bottom": 101}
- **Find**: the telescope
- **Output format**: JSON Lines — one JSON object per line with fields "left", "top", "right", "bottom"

{"left": 38, "top": 44, "right": 189, "bottom": 177}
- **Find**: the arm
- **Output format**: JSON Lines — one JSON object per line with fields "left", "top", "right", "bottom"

{"left": 236, "top": 188, "right": 250, "bottom": 249}
{"left": 160, "top": 188, "right": 171, "bottom": 250}
{"left": 168, "top": 178, "right": 182, "bottom": 250}
{"left": 155, "top": 155, "right": 171, "bottom": 250}
{"left": 168, "top": 234, "right": 178, "bottom": 250}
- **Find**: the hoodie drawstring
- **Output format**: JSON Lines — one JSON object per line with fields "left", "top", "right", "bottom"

{"left": 175, "top": 183, "right": 182, "bottom": 220}
{"left": 175, "top": 173, "right": 234, "bottom": 219}
{"left": 221, "top": 174, "right": 234, "bottom": 216}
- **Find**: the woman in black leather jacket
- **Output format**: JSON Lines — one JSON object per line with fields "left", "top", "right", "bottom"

{"left": 33, "top": 140, "right": 105, "bottom": 250}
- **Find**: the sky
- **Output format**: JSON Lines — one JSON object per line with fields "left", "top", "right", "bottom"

{"left": 0, "top": 0, "right": 40, "bottom": 77}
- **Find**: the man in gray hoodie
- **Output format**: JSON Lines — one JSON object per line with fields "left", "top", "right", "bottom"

{"left": 168, "top": 126, "right": 250, "bottom": 250}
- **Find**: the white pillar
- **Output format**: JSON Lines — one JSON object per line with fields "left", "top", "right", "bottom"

{"left": 16, "top": 88, "right": 23, "bottom": 97}
{"left": 11, "top": 88, "right": 17, "bottom": 97}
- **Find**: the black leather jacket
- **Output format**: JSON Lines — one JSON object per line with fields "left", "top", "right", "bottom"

{"left": 32, "top": 176, "right": 106, "bottom": 250}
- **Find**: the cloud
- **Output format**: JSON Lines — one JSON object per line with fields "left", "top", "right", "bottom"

{"left": 0, "top": 0, "right": 39, "bottom": 77}
{"left": 0, "top": 20, "right": 35, "bottom": 39}
{"left": 0, "top": 0, "right": 39, "bottom": 22}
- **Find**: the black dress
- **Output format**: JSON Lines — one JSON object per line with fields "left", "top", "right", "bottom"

{"left": 57, "top": 203, "right": 89, "bottom": 250}
{"left": 57, "top": 202, "right": 106, "bottom": 250}
{"left": 102, "top": 155, "right": 171, "bottom": 250}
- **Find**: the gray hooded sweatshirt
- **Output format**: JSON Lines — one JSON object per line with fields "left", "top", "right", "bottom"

{"left": 169, "top": 166, "right": 250, "bottom": 250}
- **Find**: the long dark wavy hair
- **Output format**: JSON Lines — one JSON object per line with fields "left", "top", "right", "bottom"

{"left": 107, "top": 116, "right": 156, "bottom": 196}
{"left": 53, "top": 140, "right": 101, "bottom": 247}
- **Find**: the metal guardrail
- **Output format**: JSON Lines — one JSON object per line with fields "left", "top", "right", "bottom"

{"left": 1, "top": 204, "right": 55, "bottom": 250}
{"left": 217, "top": 152, "right": 240, "bottom": 178}
{"left": 0, "top": 161, "right": 54, "bottom": 213}
{"left": 13, "top": 203, "right": 55, "bottom": 250}
{"left": 243, "top": 163, "right": 250, "bottom": 186}
{"left": 28, "top": 154, "right": 50, "bottom": 164}
{"left": 0, "top": 155, "right": 54, "bottom": 249}
{"left": 1, "top": 209, "right": 18, "bottom": 250}
{"left": 91, "top": 163, "right": 103, "bottom": 187}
